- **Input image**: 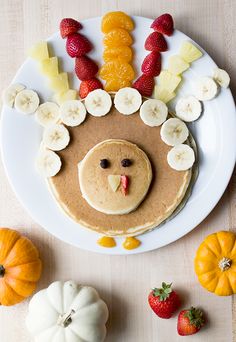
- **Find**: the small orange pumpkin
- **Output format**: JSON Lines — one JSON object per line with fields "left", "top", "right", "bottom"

{"left": 194, "top": 231, "right": 236, "bottom": 296}
{"left": 0, "top": 228, "right": 42, "bottom": 305}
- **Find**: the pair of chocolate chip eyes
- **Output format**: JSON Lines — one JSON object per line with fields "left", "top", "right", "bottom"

{"left": 100, "top": 158, "right": 132, "bottom": 169}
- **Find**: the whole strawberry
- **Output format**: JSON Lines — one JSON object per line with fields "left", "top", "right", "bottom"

{"left": 148, "top": 282, "right": 180, "bottom": 319}
{"left": 141, "top": 51, "right": 161, "bottom": 77}
{"left": 79, "top": 78, "right": 103, "bottom": 99}
{"left": 60, "top": 18, "right": 82, "bottom": 38}
{"left": 145, "top": 32, "right": 167, "bottom": 52}
{"left": 75, "top": 56, "right": 98, "bottom": 80}
{"left": 66, "top": 33, "right": 92, "bottom": 58}
{"left": 177, "top": 307, "right": 205, "bottom": 336}
{"left": 133, "top": 74, "right": 154, "bottom": 97}
{"left": 151, "top": 13, "right": 174, "bottom": 36}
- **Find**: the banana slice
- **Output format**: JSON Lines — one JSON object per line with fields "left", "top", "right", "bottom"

{"left": 43, "top": 124, "right": 70, "bottom": 151}
{"left": 167, "top": 144, "right": 195, "bottom": 171}
{"left": 15, "top": 89, "right": 40, "bottom": 114}
{"left": 160, "top": 118, "right": 189, "bottom": 146}
{"left": 194, "top": 77, "right": 218, "bottom": 101}
{"left": 175, "top": 96, "right": 202, "bottom": 122}
{"left": 60, "top": 100, "right": 87, "bottom": 127}
{"left": 35, "top": 102, "right": 60, "bottom": 127}
{"left": 114, "top": 87, "right": 142, "bottom": 115}
{"left": 36, "top": 149, "right": 62, "bottom": 177}
{"left": 140, "top": 99, "right": 168, "bottom": 127}
{"left": 2, "top": 83, "right": 25, "bottom": 108}
{"left": 84, "top": 89, "right": 112, "bottom": 117}
{"left": 213, "top": 68, "right": 230, "bottom": 88}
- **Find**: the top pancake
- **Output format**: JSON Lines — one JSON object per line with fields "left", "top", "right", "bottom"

{"left": 49, "top": 105, "right": 192, "bottom": 236}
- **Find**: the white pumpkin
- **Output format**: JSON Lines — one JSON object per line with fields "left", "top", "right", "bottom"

{"left": 26, "top": 280, "right": 109, "bottom": 342}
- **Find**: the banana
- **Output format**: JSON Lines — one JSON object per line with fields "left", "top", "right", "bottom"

{"left": 213, "top": 68, "right": 230, "bottom": 88}
{"left": 15, "top": 89, "right": 40, "bottom": 114}
{"left": 35, "top": 102, "right": 60, "bottom": 127}
{"left": 60, "top": 100, "right": 87, "bottom": 127}
{"left": 84, "top": 89, "right": 112, "bottom": 117}
{"left": 175, "top": 95, "right": 202, "bottom": 122}
{"left": 36, "top": 149, "right": 62, "bottom": 177}
{"left": 43, "top": 123, "right": 70, "bottom": 151}
{"left": 2, "top": 83, "right": 25, "bottom": 107}
{"left": 140, "top": 99, "right": 168, "bottom": 127}
{"left": 194, "top": 77, "right": 218, "bottom": 101}
{"left": 160, "top": 118, "right": 189, "bottom": 146}
{"left": 114, "top": 87, "right": 142, "bottom": 115}
{"left": 167, "top": 144, "right": 195, "bottom": 171}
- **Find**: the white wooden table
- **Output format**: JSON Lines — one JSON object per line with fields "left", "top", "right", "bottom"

{"left": 0, "top": 1, "right": 235, "bottom": 341}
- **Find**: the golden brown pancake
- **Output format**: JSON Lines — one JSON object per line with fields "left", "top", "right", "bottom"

{"left": 48, "top": 105, "right": 192, "bottom": 236}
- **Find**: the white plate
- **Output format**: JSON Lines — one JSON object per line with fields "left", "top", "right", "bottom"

{"left": 1, "top": 16, "right": 236, "bottom": 255}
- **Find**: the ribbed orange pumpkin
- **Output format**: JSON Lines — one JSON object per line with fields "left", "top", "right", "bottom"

{"left": 0, "top": 228, "right": 42, "bottom": 305}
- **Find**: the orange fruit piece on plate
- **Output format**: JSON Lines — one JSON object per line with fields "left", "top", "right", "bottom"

{"left": 103, "top": 46, "right": 133, "bottom": 63}
{"left": 104, "top": 79, "right": 132, "bottom": 92}
{"left": 100, "top": 61, "right": 135, "bottom": 81}
{"left": 101, "top": 11, "right": 134, "bottom": 33}
{"left": 103, "top": 28, "right": 133, "bottom": 47}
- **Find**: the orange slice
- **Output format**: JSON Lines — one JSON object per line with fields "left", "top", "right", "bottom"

{"left": 104, "top": 79, "right": 132, "bottom": 92}
{"left": 100, "top": 61, "right": 135, "bottom": 81}
{"left": 103, "top": 28, "right": 133, "bottom": 47}
{"left": 103, "top": 46, "right": 133, "bottom": 63}
{"left": 101, "top": 11, "right": 134, "bottom": 33}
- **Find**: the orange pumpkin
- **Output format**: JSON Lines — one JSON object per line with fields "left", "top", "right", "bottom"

{"left": 0, "top": 228, "right": 42, "bottom": 305}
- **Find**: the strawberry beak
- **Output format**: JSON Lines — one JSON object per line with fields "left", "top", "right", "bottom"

{"left": 121, "top": 175, "right": 129, "bottom": 196}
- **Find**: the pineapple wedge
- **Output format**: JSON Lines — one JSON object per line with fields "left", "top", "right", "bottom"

{"left": 179, "top": 41, "right": 203, "bottom": 63}
{"left": 50, "top": 73, "right": 69, "bottom": 93}
{"left": 29, "top": 41, "right": 49, "bottom": 61}
{"left": 54, "top": 89, "right": 77, "bottom": 105}
{"left": 41, "top": 57, "right": 59, "bottom": 78}
{"left": 159, "top": 70, "right": 182, "bottom": 93}
{"left": 154, "top": 85, "right": 176, "bottom": 103}
{"left": 168, "top": 55, "right": 190, "bottom": 75}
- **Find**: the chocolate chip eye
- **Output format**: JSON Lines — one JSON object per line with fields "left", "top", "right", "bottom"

{"left": 100, "top": 159, "right": 109, "bottom": 169}
{"left": 121, "top": 159, "right": 132, "bottom": 167}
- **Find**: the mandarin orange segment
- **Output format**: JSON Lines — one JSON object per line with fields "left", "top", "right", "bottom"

{"left": 103, "top": 28, "right": 133, "bottom": 47}
{"left": 99, "top": 61, "right": 135, "bottom": 81}
{"left": 104, "top": 79, "right": 132, "bottom": 92}
{"left": 103, "top": 46, "right": 133, "bottom": 63}
{"left": 101, "top": 11, "right": 134, "bottom": 33}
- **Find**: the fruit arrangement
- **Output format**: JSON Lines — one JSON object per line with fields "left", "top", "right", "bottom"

{"left": 100, "top": 12, "right": 135, "bottom": 91}
{"left": 60, "top": 18, "right": 103, "bottom": 99}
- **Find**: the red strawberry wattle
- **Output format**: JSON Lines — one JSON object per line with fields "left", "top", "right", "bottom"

{"left": 133, "top": 74, "right": 154, "bottom": 97}
{"left": 66, "top": 33, "right": 92, "bottom": 58}
{"left": 60, "top": 18, "right": 82, "bottom": 38}
{"left": 148, "top": 282, "right": 180, "bottom": 319}
{"left": 141, "top": 51, "right": 161, "bottom": 77}
{"left": 79, "top": 78, "right": 103, "bottom": 99}
{"left": 145, "top": 31, "right": 167, "bottom": 52}
{"left": 151, "top": 13, "right": 174, "bottom": 36}
{"left": 121, "top": 175, "right": 129, "bottom": 196}
{"left": 75, "top": 56, "right": 98, "bottom": 80}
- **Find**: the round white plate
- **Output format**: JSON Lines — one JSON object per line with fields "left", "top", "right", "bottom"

{"left": 1, "top": 16, "right": 236, "bottom": 255}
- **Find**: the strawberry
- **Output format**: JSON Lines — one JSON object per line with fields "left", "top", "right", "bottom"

{"left": 79, "top": 78, "right": 103, "bottom": 99}
{"left": 145, "top": 32, "right": 167, "bottom": 52}
{"left": 151, "top": 13, "right": 174, "bottom": 36}
{"left": 177, "top": 307, "right": 205, "bottom": 336}
{"left": 66, "top": 33, "right": 92, "bottom": 58}
{"left": 133, "top": 74, "right": 154, "bottom": 97}
{"left": 75, "top": 56, "right": 98, "bottom": 80}
{"left": 141, "top": 51, "right": 161, "bottom": 77}
{"left": 60, "top": 18, "right": 82, "bottom": 39}
{"left": 121, "top": 175, "right": 129, "bottom": 196}
{"left": 148, "top": 282, "right": 180, "bottom": 319}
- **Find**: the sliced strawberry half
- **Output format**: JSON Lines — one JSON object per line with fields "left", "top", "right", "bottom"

{"left": 141, "top": 51, "right": 161, "bottom": 77}
{"left": 133, "top": 74, "right": 154, "bottom": 97}
{"left": 151, "top": 13, "right": 174, "bottom": 36}
{"left": 66, "top": 33, "right": 92, "bottom": 58}
{"left": 79, "top": 78, "right": 103, "bottom": 99}
{"left": 121, "top": 175, "right": 129, "bottom": 196}
{"left": 145, "top": 31, "right": 167, "bottom": 52}
{"left": 60, "top": 18, "right": 82, "bottom": 38}
{"left": 75, "top": 56, "right": 99, "bottom": 81}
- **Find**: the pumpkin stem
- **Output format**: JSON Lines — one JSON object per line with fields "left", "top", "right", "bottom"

{"left": 0, "top": 265, "right": 5, "bottom": 277}
{"left": 219, "top": 257, "right": 232, "bottom": 271}
{"left": 57, "top": 309, "right": 75, "bottom": 328}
